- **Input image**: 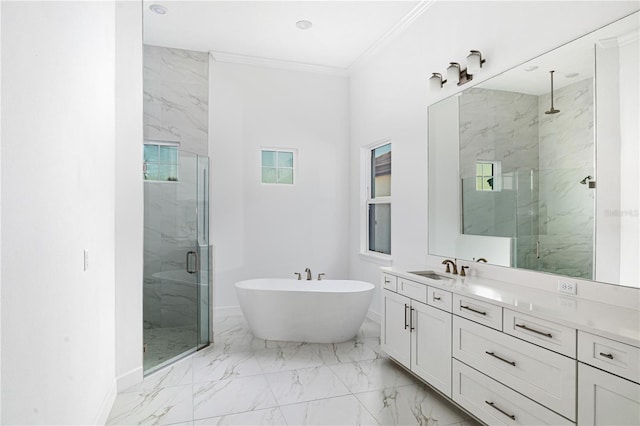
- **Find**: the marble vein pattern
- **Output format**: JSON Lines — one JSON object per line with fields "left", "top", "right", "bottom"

{"left": 107, "top": 316, "right": 478, "bottom": 426}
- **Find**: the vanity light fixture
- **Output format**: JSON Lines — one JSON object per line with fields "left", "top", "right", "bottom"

{"left": 149, "top": 4, "right": 168, "bottom": 15}
{"left": 429, "top": 73, "right": 446, "bottom": 90}
{"left": 466, "top": 50, "right": 486, "bottom": 74}
{"left": 430, "top": 50, "right": 485, "bottom": 90}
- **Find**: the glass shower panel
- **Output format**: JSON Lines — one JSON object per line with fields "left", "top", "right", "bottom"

{"left": 143, "top": 149, "right": 210, "bottom": 373}
{"left": 197, "top": 156, "right": 210, "bottom": 349}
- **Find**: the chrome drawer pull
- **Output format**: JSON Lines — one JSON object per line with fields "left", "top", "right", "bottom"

{"left": 404, "top": 304, "right": 409, "bottom": 330}
{"left": 599, "top": 352, "right": 614, "bottom": 360}
{"left": 515, "top": 323, "right": 552, "bottom": 338}
{"left": 461, "top": 305, "right": 487, "bottom": 315}
{"left": 485, "top": 401, "right": 516, "bottom": 420}
{"left": 485, "top": 351, "right": 516, "bottom": 366}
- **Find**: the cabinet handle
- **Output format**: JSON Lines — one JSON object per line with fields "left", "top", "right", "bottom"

{"left": 404, "top": 304, "right": 409, "bottom": 330}
{"left": 410, "top": 307, "right": 415, "bottom": 331}
{"left": 599, "top": 352, "right": 614, "bottom": 360}
{"left": 461, "top": 305, "right": 487, "bottom": 315}
{"left": 515, "top": 323, "right": 552, "bottom": 338}
{"left": 433, "top": 295, "right": 442, "bottom": 301}
{"left": 485, "top": 351, "right": 516, "bottom": 366}
{"left": 384, "top": 278, "right": 390, "bottom": 284}
{"left": 485, "top": 401, "right": 516, "bottom": 420}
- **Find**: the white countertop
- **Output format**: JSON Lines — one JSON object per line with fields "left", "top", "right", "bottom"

{"left": 382, "top": 267, "right": 640, "bottom": 348}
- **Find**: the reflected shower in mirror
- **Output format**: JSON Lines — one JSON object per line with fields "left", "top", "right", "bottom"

{"left": 428, "top": 11, "right": 639, "bottom": 288}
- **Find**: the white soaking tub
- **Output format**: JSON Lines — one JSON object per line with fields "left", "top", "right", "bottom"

{"left": 234, "top": 278, "right": 374, "bottom": 343}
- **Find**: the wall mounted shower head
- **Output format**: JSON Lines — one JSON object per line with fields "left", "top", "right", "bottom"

{"left": 580, "top": 175, "right": 593, "bottom": 185}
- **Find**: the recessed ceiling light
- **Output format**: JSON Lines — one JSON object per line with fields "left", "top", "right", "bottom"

{"left": 149, "top": 4, "right": 168, "bottom": 15}
{"left": 565, "top": 72, "right": 580, "bottom": 78}
{"left": 296, "top": 20, "right": 313, "bottom": 30}
{"left": 524, "top": 65, "right": 538, "bottom": 72}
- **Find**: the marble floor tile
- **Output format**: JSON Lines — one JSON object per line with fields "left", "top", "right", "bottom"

{"left": 314, "top": 339, "right": 381, "bottom": 365}
{"left": 126, "top": 357, "right": 193, "bottom": 392}
{"left": 193, "top": 407, "right": 287, "bottom": 425}
{"left": 107, "top": 385, "right": 193, "bottom": 426}
{"left": 211, "top": 316, "right": 251, "bottom": 339}
{"left": 265, "top": 365, "right": 350, "bottom": 405}
{"left": 328, "top": 358, "right": 416, "bottom": 393}
{"left": 355, "top": 384, "right": 472, "bottom": 426}
{"left": 254, "top": 344, "right": 326, "bottom": 374}
{"left": 279, "top": 394, "right": 379, "bottom": 426}
{"left": 192, "top": 351, "right": 263, "bottom": 383}
{"left": 193, "top": 375, "right": 278, "bottom": 420}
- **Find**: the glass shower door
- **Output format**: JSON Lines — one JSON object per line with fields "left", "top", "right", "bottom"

{"left": 143, "top": 148, "right": 210, "bottom": 373}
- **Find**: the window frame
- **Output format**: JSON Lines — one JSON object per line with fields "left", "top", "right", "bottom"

{"left": 143, "top": 140, "right": 180, "bottom": 183}
{"left": 260, "top": 147, "right": 297, "bottom": 185}
{"left": 361, "top": 139, "right": 392, "bottom": 263}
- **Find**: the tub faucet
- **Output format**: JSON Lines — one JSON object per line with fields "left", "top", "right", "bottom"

{"left": 442, "top": 259, "right": 458, "bottom": 274}
{"left": 305, "top": 267, "right": 312, "bottom": 280}
{"left": 317, "top": 273, "right": 325, "bottom": 280}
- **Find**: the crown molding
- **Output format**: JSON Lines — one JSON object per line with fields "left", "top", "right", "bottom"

{"left": 210, "top": 51, "right": 348, "bottom": 76}
{"left": 348, "top": 0, "right": 436, "bottom": 72}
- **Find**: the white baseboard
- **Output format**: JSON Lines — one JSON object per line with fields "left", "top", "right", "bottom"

{"left": 214, "top": 305, "right": 242, "bottom": 318}
{"left": 117, "top": 366, "right": 144, "bottom": 393}
{"left": 367, "top": 310, "right": 381, "bottom": 323}
{"left": 94, "top": 378, "right": 117, "bottom": 426}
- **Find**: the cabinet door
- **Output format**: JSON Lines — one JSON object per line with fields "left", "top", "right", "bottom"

{"left": 411, "top": 300, "right": 452, "bottom": 397}
{"left": 381, "top": 289, "right": 411, "bottom": 367}
{"left": 578, "top": 363, "right": 640, "bottom": 426}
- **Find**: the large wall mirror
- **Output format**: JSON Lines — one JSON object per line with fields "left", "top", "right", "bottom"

{"left": 428, "top": 11, "right": 639, "bottom": 288}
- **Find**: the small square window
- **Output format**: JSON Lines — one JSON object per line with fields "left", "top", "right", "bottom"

{"left": 261, "top": 148, "right": 295, "bottom": 185}
{"left": 475, "top": 160, "right": 501, "bottom": 192}
{"left": 144, "top": 142, "right": 179, "bottom": 182}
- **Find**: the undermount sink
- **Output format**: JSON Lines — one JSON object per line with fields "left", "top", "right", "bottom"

{"left": 409, "top": 270, "right": 448, "bottom": 280}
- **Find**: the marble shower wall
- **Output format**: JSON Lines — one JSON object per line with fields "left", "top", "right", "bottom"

{"left": 459, "top": 88, "right": 540, "bottom": 265}
{"left": 143, "top": 45, "right": 209, "bottom": 330}
{"left": 458, "top": 79, "right": 594, "bottom": 279}
{"left": 537, "top": 78, "right": 594, "bottom": 279}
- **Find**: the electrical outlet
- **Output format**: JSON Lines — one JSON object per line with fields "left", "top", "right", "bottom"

{"left": 558, "top": 280, "right": 576, "bottom": 295}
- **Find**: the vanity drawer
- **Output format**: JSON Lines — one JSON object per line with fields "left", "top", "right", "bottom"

{"left": 504, "top": 309, "right": 576, "bottom": 358}
{"left": 453, "top": 294, "right": 503, "bottom": 330}
{"left": 578, "top": 331, "right": 640, "bottom": 384}
{"left": 453, "top": 360, "right": 574, "bottom": 426}
{"left": 398, "top": 278, "right": 427, "bottom": 304}
{"left": 381, "top": 273, "right": 397, "bottom": 292}
{"left": 453, "top": 316, "right": 577, "bottom": 420}
{"left": 427, "top": 286, "right": 452, "bottom": 313}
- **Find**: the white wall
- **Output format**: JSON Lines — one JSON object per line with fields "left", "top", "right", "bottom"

{"left": 210, "top": 61, "right": 350, "bottom": 313}
{"left": 349, "top": 1, "right": 640, "bottom": 317}
{"left": 115, "top": 1, "right": 144, "bottom": 392}
{"left": 1, "top": 2, "right": 126, "bottom": 423}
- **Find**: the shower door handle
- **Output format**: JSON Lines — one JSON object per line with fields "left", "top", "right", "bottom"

{"left": 186, "top": 251, "right": 199, "bottom": 274}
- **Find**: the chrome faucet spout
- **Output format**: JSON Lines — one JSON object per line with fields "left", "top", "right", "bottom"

{"left": 304, "top": 267, "right": 312, "bottom": 280}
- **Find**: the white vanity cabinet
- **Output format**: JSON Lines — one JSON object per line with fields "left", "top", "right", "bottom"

{"left": 577, "top": 331, "right": 640, "bottom": 425}
{"left": 381, "top": 282, "right": 452, "bottom": 397}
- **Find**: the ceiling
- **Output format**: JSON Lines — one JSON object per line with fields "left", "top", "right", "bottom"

{"left": 143, "top": 1, "right": 425, "bottom": 72}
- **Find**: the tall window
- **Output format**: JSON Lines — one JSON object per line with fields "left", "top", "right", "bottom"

{"left": 367, "top": 143, "right": 391, "bottom": 255}
{"left": 261, "top": 148, "right": 295, "bottom": 184}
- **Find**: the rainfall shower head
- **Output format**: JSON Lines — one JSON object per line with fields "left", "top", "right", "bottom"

{"left": 545, "top": 70, "right": 560, "bottom": 115}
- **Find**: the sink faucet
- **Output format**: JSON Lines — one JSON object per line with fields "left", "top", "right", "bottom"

{"left": 442, "top": 259, "right": 458, "bottom": 275}
{"left": 305, "top": 267, "right": 312, "bottom": 280}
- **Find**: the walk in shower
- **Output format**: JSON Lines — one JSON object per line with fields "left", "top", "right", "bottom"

{"left": 143, "top": 145, "right": 210, "bottom": 373}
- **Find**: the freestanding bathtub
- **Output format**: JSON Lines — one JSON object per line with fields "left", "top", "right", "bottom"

{"left": 234, "top": 279, "right": 374, "bottom": 343}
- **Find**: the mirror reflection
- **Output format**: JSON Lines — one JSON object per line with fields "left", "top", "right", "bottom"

{"left": 428, "top": 12, "right": 639, "bottom": 288}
